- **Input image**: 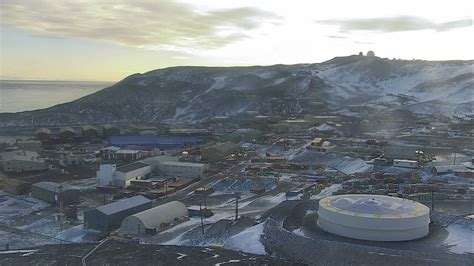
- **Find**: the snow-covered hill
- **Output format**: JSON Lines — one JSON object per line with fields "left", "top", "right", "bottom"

{"left": 0, "top": 55, "right": 472, "bottom": 126}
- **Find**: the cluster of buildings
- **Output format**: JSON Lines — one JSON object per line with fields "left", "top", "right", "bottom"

{"left": 96, "top": 154, "right": 209, "bottom": 192}
{"left": 1, "top": 110, "right": 472, "bottom": 252}
{"left": 3, "top": 179, "right": 80, "bottom": 206}
{"left": 337, "top": 158, "right": 474, "bottom": 200}
{"left": 35, "top": 124, "right": 120, "bottom": 143}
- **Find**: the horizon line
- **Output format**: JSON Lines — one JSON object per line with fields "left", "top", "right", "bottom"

{"left": 2, "top": 55, "right": 472, "bottom": 82}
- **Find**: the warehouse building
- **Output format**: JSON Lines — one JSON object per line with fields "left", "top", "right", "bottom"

{"left": 59, "top": 127, "right": 76, "bottom": 141}
{"left": 157, "top": 161, "right": 208, "bottom": 180}
{"left": 31, "top": 181, "right": 80, "bottom": 205}
{"left": 1, "top": 150, "right": 47, "bottom": 173}
{"left": 201, "top": 142, "right": 239, "bottom": 162}
{"left": 4, "top": 179, "right": 31, "bottom": 195}
{"left": 103, "top": 124, "right": 120, "bottom": 137}
{"left": 35, "top": 128, "right": 51, "bottom": 141}
{"left": 115, "top": 163, "right": 151, "bottom": 188}
{"left": 83, "top": 195, "right": 152, "bottom": 232}
{"left": 115, "top": 150, "right": 142, "bottom": 161}
{"left": 82, "top": 125, "right": 98, "bottom": 138}
{"left": 120, "top": 201, "right": 188, "bottom": 235}
{"left": 97, "top": 162, "right": 151, "bottom": 188}
{"left": 318, "top": 194, "right": 429, "bottom": 241}
{"left": 431, "top": 164, "right": 466, "bottom": 175}
{"left": 16, "top": 140, "right": 42, "bottom": 152}
{"left": 140, "top": 155, "right": 208, "bottom": 179}
{"left": 140, "top": 155, "right": 178, "bottom": 170}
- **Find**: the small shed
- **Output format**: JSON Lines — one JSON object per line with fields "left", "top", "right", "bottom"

{"left": 83, "top": 195, "right": 152, "bottom": 232}
{"left": 120, "top": 201, "right": 188, "bottom": 235}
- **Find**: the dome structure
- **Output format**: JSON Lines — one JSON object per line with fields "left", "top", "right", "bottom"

{"left": 318, "top": 194, "right": 429, "bottom": 241}
{"left": 120, "top": 201, "right": 188, "bottom": 234}
{"left": 367, "top": 50, "right": 375, "bottom": 57}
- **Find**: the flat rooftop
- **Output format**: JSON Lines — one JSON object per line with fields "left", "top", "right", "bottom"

{"left": 117, "top": 162, "right": 150, "bottom": 173}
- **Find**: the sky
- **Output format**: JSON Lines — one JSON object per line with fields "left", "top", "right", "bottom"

{"left": 0, "top": 0, "right": 472, "bottom": 81}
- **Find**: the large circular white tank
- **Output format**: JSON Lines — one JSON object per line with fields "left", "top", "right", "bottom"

{"left": 318, "top": 194, "right": 429, "bottom": 241}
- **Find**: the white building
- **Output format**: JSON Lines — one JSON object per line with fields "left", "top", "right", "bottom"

{"left": 157, "top": 161, "right": 208, "bottom": 180}
{"left": 140, "top": 155, "right": 208, "bottom": 179}
{"left": 318, "top": 194, "right": 429, "bottom": 241}
{"left": 431, "top": 164, "right": 466, "bottom": 175}
{"left": 120, "top": 201, "right": 188, "bottom": 235}
{"left": 393, "top": 159, "right": 418, "bottom": 169}
{"left": 1, "top": 150, "right": 47, "bottom": 173}
{"left": 97, "top": 162, "right": 151, "bottom": 188}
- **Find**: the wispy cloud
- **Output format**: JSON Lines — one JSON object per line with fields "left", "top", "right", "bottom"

{"left": 317, "top": 16, "right": 472, "bottom": 32}
{"left": 0, "top": 0, "right": 279, "bottom": 52}
{"left": 354, "top": 41, "right": 375, "bottom": 45}
{"left": 327, "top": 35, "right": 348, "bottom": 39}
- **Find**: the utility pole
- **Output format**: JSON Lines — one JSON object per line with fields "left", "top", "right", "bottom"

{"left": 58, "top": 185, "right": 64, "bottom": 213}
{"left": 453, "top": 152, "right": 457, "bottom": 165}
{"left": 58, "top": 184, "right": 64, "bottom": 231}
{"left": 431, "top": 190, "right": 435, "bottom": 211}
{"left": 199, "top": 200, "right": 204, "bottom": 235}
{"left": 235, "top": 192, "right": 240, "bottom": 221}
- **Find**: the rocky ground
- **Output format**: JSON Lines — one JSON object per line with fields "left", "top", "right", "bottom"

{"left": 0, "top": 240, "right": 301, "bottom": 266}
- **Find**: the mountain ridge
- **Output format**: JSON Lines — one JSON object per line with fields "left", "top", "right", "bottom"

{"left": 1, "top": 55, "right": 472, "bottom": 127}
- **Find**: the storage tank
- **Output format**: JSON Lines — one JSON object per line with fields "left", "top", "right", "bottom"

{"left": 318, "top": 194, "right": 429, "bottom": 241}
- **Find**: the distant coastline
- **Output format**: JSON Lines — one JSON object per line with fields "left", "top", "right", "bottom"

{"left": 0, "top": 80, "right": 113, "bottom": 113}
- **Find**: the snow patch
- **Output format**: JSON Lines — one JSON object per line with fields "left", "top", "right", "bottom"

{"left": 443, "top": 224, "right": 474, "bottom": 254}
{"left": 311, "top": 184, "right": 342, "bottom": 200}
{"left": 224, "top": 222, "right": 266, "bottom": 255}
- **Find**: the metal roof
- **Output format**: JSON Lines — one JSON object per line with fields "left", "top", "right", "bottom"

{"left": 35, "top": 128, "right": 51, "bottom": 134}
{"left": 432, "top": 165, "right": 466, "bottom": 173}
{"left": 115, "top": 150, "right": 140, "bottom": 154}
{"left": 116, "top": 162, "right": 150, "bottom": 173}
{"left": 60, "top": 127, "right": 75, "bottom": 133}
{"left": 204, "top": 142, "right": 239, "bottom": 153}
{"left": 108, "top": 135, "right": 207, "bottom": 147}
{"left": 96, "top": 195, "right": 151, "bottom": 215}
{"left": 33, "top": 181, "right": 76, "bottom": 193}
{"left": 126, "top": 201, "right": 188, "bottom": 229}
{"left": 159, "top": 161, "right": 207, "bottom": 168}
{"left": 82, "top": 125, "right": 98, "bottom": 131}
